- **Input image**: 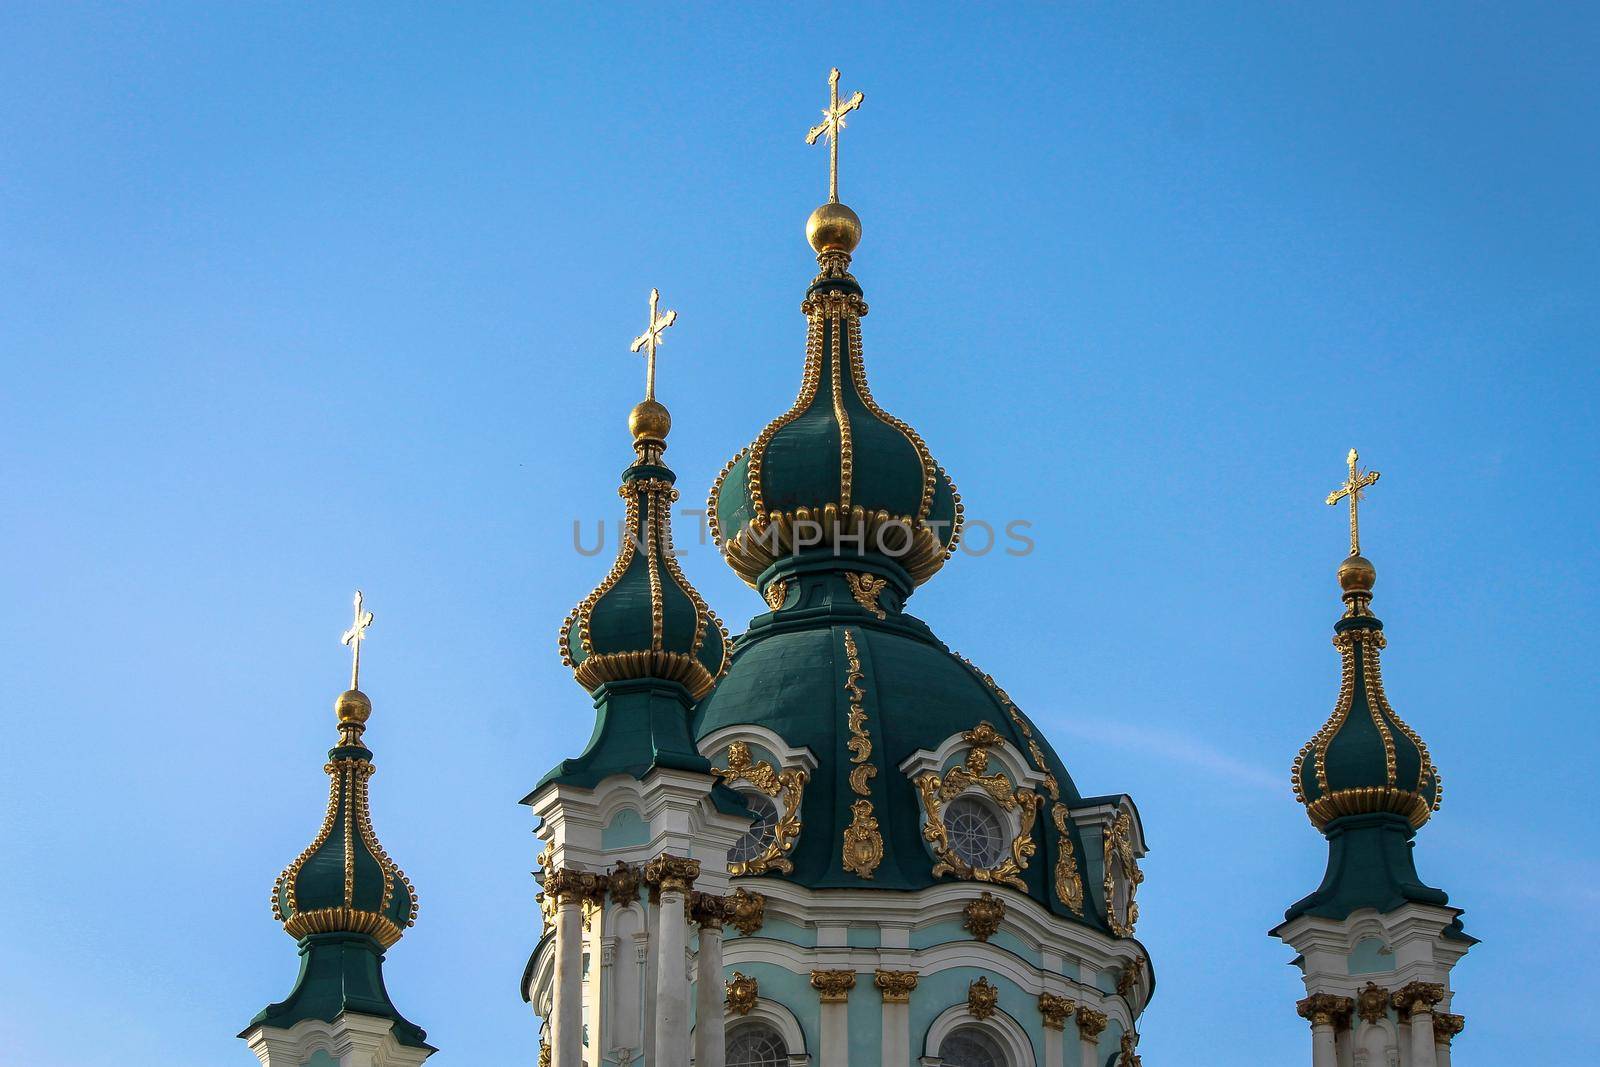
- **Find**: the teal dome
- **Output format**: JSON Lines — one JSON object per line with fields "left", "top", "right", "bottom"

{"left": 710, "top": 242, "right": 961, "bottom": 593}
{"left": 562, "top": 459, "right": 730, "bottom": 700}
{"left": 693, "top": 564, "right": 1109, "bottom": 929}
{"left": 272, "top": 693, "right": 417, "bottom": 949}
{"left": 1292, "top": 563, "right": 1441, "bottom": 831}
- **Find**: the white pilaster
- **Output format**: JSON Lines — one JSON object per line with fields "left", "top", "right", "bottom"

{"left": 1042, "top": 1024, "right": 1064, "bottom": 1067}
{"left": 1075, "top": 1008, "right": 1106, "bottom": 1067}
{"left": 811, "top": 970, "right": 854, "bottom": 1067}
{"left": 552, "top": 895, "right": 586, "bottom": 1067}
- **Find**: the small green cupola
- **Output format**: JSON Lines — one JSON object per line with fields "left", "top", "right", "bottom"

{"left": 1285, "top": 453, "right": 1458, "bottom": 927}
{"left": 540, "top": 293, "right": 741, "bottom": 802}
{"left": 246, "top": 592, "right": 430, "bottom": 1051}
{"left": 709, "top": 177, "right": 963, "bottom": 598}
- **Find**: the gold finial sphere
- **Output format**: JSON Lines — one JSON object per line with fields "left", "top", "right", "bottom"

{"left": 335, "top": 688, "right": 372, "bottom": 728}
{"left": 629, "top": 398, "right": 672, "bottom": 443}
{"left": 807, "top": 201, "right": 862, "bottom": 254}
{"left": 1337, "top": 554, "right": 1376, "bottom": 596}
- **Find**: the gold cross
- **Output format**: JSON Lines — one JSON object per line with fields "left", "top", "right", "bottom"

{"left": 628, "top": 287, "right": 676, "bottom": 402}
{"left": 1325, "top": 449, "right": 1381, "bottom": 556}
{"left": 341, "top": 589, "right": 375, "bottom": 691}
{"left": 805, "top": 67, "right": 864, "bottom": 204}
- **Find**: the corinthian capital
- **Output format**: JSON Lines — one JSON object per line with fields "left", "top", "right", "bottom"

{"left": 1297, "top": 993, "right": 1354, "bottom": 1029}
{"left": 1391, "top": 982, "right": 1445, "bottom": 1019}
{"left": 643, "top": 853, "right": 700, "bottom": 895}
{"left": 1075, "top": 1005, "right": 1108, "bottom": 1040}
{"left": 810, "top": 969, "right": 856, "bottom": 1003}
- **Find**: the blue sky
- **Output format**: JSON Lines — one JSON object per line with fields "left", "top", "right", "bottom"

{"left": 2, "top": 4, "right": 1596, "bottom": 1064}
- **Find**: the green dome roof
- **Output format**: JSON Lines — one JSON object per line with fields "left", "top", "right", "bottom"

{"left": 271, "top": 691, "right": 417, "bottom": 948}
{"left": 693, "top": 563, "right": 1109, "bottom": 929}
{"left": 1292, "top": 559, "right": 1441, "bottom": 831}
{"left": 562, "top": 457, "right": 730, "bottom": 700}
{"left": 710, "top": 231, "right": 962, "bottom": 592}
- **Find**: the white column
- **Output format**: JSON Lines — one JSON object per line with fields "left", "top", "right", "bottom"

{"left": 694, "top": 896, "right": 727, "bottom": 1067}
{"left": 1408, "top": 1012, "right": 1438, "bottom": 1067}
{"left": 643, "top": 893, "right": 659, "bottom": 1059}
{"left": 647, "top": 856, "right": 699, "bottom": 1067}
{"left": 1311, "top": 1022, "right": 1337, "bottom": 1067}
{"left": 875, "top": 971, "right": 915, "bottom": 1065}
{"left": 1074, "top": 1008, "right": 1106, "bottom": 1067}
{"left": 552, "top": 888, "right": 586, "bottom": 1067}
{"left": 811, "top": 971, "right": 854, "bottom": 1067}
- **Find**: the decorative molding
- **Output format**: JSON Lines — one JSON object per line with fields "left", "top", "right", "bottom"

{"left": 1435, "top": 1012, "right": 1465, "bottom": 1044}
{"left": 1075, "top": 1006, "right": 1108, "bottom": 1041}
{"left": 764, "top": 579, "right": 789, "bottom": 611}
{"left": 713, "top": 741, "right": 808, "bottom": 876}
{"left": 873, "top": 969, "right": 918, "bottom": 1004}
{"left": 691, "top": 892, "right": 726, "bottom": 930}
{"left": 1038, "top": 992, "right": 1074, "bottom": 1031}
{"left": 725, "top": 972, "right": 759, "bottom": 1016}
{"left": 962, "top": 891, "right": 1006, "bottom": 942}
{"left": 1355, "top": 982, "right": 1390, "bottom": 1025}
{"left": 1115, "top": 954, "right": 1144, "bottom": 999}
{"left": 725, "top": 887, "right": 767, "bottom": 937}
{"left": 643, "top": 854, "right": 700, "bottom": 895}
{"left": 844, "top": 572, "right": 888, "bottom": 618}
{"left": 913, "top": 721, "right": 1042, "bottom": 890}
{"left": 544, "top": 867, "right": 607, "bottom": 907}
{"left": 1102, "top": 810, "right": 1143, "bottom": 937}
{"left": 1118, "top": 1030, "right": 1142, "bottom": 1066}
{"left": 1051, "top": 804, "right": 1085, "bottom": 915}
{"left": 842, "top": 799, "right": 884, "bottom": 879}
{"left": 810, "top": 969, "right": 856, "bottom": 1003}
{"left": 967, "top": 976, "right": 999, "bottom": 1021}
{"left": 607, "top": 861, "right": 639, "bottom": 907}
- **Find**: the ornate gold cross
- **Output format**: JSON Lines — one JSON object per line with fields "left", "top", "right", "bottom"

{"left": 341, "top": 589, "right": 375, "bottom": 690}
{"left": 629, "top": 287, "right": 677, "bottom": 402}
{"left": 805, "top": 67, "right": 864, "bottom": 204}
{"left": 1325, "top": 449, "right": 1381, "bottom": 556}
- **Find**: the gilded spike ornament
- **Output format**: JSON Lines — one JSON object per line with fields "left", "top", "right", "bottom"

{"left": 805, "top": 67, "right": 865, "bottom": 204}
{"left": 1326, "top": 448, "right": 1381, "bottom": 558}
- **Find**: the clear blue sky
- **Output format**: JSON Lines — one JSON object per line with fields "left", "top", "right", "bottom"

{"left": 2, "top": 4, "right": 1595, "bottom": 1064}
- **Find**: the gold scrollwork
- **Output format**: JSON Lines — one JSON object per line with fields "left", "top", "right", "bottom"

{"left": 1051, "top": 803, "right": 1085, "bottom": 915}
{"left": 842, "top": 799, "right": 884, "bottom": 879}
{"left": 1102, "top": 810, "right": 1143, "bottom": 937}
{"left": 913, "top": 721, "right": 1042, "bottom": 891}
{"left": 967, "top": 976, "right": 999, "bottom": 1021}
{"left": 838, "top": 629, "right": 884, "bottom": 878}
{"left": 712, "top": 741, "right": 808, "bottom": 877}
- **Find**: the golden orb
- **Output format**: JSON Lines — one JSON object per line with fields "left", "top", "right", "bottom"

{"left": 629, "top": 399, "right": 672, "bottom": 442}
{"left": 806, "top": 201, "right": 862, "bottom": 254}
{"left": 1337, "top": 554, "right": 1377, "bottom": 595}
{"left": 335, "top": 688, "right": 372, "bottom": 727}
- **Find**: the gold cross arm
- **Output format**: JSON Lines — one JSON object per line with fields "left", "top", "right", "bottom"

{"left": 805, "top": 67, "right": 864, "bottom": 203}
{"left": 340, "top": 589, "right": 375, "bottom": 691}
{"left": 629, "top": 287, "right": 677, "bottom": 402}
{"left": 1325, "top": 449, "right": 1381, "bottom": 556}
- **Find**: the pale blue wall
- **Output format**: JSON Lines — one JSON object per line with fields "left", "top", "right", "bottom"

{"left": 600, "top": 808, "right": 648, "bottom": 850}
{"left": 304, "top": 1052, "right": 338, "bottom": 1067}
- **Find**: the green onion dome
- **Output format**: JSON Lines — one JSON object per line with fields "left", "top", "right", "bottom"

{"left": 271, "top": 688, "right": 417, "bottom": 948}
{"left": 709, "top": 203, "right": 963, "bottom": 595}
{"left": 560, "top": 401, "right": 730, "bottom": 700}
{"left": 1292, "top": 555, "right": 1442, "bottom": 831}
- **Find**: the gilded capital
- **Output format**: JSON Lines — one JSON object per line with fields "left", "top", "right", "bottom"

{"left": 1076, "top": 1005, "right": 1109, "bottom": 1040}
{"left": 1297, "top": 993, "right": 1354, "bottom": 1029}
{"left": 810, "top": 969, "right": 856, "bottom": 1003}
{"left": 726, "top": 972, "right": 759, "bottom": 1016}
{"left": 1391, "top": 981, "right": 1445, "bottom": 1019}
{"left": 1435, "top": 1012, "right": 1465, "bottom": 1044}
{"left": 1038, "top": 992, "right": 1074, "bottom": 1031}
{"left": 643, "top": 853, "right": 700, "bottom": 895}
{"left": 690, "top": 891, "right": 727, "bottom": 930}
{"left": 725, "top": 887, "right": 767, "bottom": 937}
{"left": 962, "top": 891, "right": 1006, "bottom": 942}
{"left": 874, "top": 969, "right": 918, "bottom": 1003}
{"left": 544, "top": 867, "right": 607, "bottom": 906}
{"left": 967, "top": 976, "right": 999, "bottom": 1021}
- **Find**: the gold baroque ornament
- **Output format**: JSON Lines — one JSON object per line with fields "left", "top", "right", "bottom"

{"left": 712, "top": 741, "right": 808, "bottom": 876}
{"left": 1119, "top": 1030, "right": 1142, "bottom": 1067}
{"left": 607, "top": 861, "right": 640, "bottom": 907}
{"left": 962, "top": 891, "right": 1006, "bottom": 942}
{"left": 763, "top": 579, "right": 789, "bottom": 611}
{"left": 913, "top": 721, "right": 1042, "bottom": 891}
{"left": 642, "top": 853, "right": 700, "bottom": 895}
{"left": 967, "top": 977, "right": 999, "bottom": 1021}
{"left": 1051, "top": 804, "right": 1085, "bottom": 916}
{"left": 1355, "top": 982, "right": 1390, "bottom": 1025}
{"left": 725, "top": 972, "right": 759, "bottom": 1016}
{"left": 725, "top": 887, "right": 767, "bottom": 937}
{"left": 810, "top": 969, "right": 856, "bottom": 1003}
{"left": 844, "top": 571, "right": 888, "bottom": 619}
{"left": 538, "top": 1040, "right": 550, "bottom": 1067}
{"left": 1075, "top": 1006, "right": 1108, "bottom": 1040}
{"left": 1435, "top": 1012, "right": 1466, "bottom": 1044}
{"left": 1038, "top": 992, "right": 1074, "bottom": 1031}
{"left": 874, "top": 969, "right": 918, "bottom": 1003}
{"left": 841, "top": 630, "right": 878, "bottom": 797}
{"left": 1102, "top": 810, "right": 1143, "bottom": 937}
{"left": 842, "top": 799, "right": 884, "bottom": 878}
{"left": 1390, "top": 981, "right": 1445, "bottom": 1019}
{"left": 1297, "top": 993, "right": 1354, "bottom": 1029}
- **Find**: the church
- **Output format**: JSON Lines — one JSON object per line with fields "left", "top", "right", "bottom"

{"left": 237, "top": 70, "right": 1473, "bottom": 1067}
